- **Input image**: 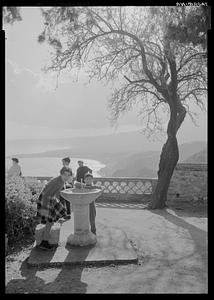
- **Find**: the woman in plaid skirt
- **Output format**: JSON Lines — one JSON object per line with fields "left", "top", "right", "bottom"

{"left": 37, "top": 166, "right": 72, "bottom": 250}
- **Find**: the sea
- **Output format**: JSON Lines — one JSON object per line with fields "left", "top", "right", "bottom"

{"left": 5, "top": 142, "right": 106, "bottom": 177}
{"left": 5, "top": 157, "right": 106, "bottom": 178}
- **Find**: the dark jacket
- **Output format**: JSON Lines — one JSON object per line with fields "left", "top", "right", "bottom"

{"left": 40, "top": 175, "right": 64, "bottom": 205}
{"left": 76, "top": 166, "right": 92, "bottom": 183}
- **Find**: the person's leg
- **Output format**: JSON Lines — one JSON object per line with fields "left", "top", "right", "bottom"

{"left": 59, "top": 195, "right": 65, "bottom": 207}
{"left": 59, "top": 196, "right": 70, "bottom": 218}
{"left": 65, "top": 200, "right": 71, "bottom": 215}
{"left": 43, "top": 221, "right": 53, "bottom": 241}
{"left": 36, "top": 194, "right": 42, "bottom": 218}
{"left": 39, "top": 219, "right": 54, "bottom": 250}
{"left": 89, "top": 202, "right": 96, "bottom": 234}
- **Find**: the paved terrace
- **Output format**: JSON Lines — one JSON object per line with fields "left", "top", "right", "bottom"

{"left": 6, "top": 205, "right": 207, "bottom": 293}
{"left": 15, "top": 165, "right": 207, "bottom": 293}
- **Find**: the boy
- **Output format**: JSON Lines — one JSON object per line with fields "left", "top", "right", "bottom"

{"left": 37, "top": 166, "right": 72, "bottom": 250}
{"left": 83, "top": 173, "right": 102, "bottom": 235}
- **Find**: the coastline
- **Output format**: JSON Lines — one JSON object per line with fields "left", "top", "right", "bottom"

{"left": 5, "top": 157, "right": 106, "bottom": 178}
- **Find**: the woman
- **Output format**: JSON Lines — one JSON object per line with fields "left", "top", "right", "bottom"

{"left": 37, "top": 166, "right": 72, "bottom": 250}
{"left": 7, "top": 158, "right": 22, "bottom": 178}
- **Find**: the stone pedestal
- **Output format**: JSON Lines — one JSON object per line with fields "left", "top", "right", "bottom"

{"left": 67, "top": 203, "right": 97, "bottom": 246}
{"left": 60, "top": 188, "right": 102, "bottom": 247}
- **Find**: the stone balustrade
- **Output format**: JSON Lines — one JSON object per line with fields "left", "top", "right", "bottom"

{"left": 24, "top": 176, "right": 158, "bottom": 203}
{"left": 23, "top": 163, "right": 207, "bottom": 204}
{"left": 93, "top": 177, "right": 157, "bottom": 202}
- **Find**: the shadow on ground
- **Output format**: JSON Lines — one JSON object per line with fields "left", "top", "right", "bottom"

{"left": 167, "top": 203, "right": 207, "bottom": 218}
{"left": 149, "top": 208, "right": 207, "bottom": 263}
{"left": 6, "top": 249, "right": 88, "bottom": 294}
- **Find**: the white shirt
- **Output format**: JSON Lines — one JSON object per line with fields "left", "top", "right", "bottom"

{"left": 7, "top": 164, "right": 21, "bottom": 177}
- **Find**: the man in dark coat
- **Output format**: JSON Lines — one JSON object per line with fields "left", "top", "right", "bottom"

{"left": 76, "top": 160, "right": 92, "bottom": 183}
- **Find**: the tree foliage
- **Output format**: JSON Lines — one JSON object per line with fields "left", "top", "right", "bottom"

{"left": 35, "top": 6, "right": 207, "bottom": 137}
{"left": 3, "top": 6, "right": 22, "bottom": 25}
{"left": 163, "top": 6, "right": 211, "bottom": 49}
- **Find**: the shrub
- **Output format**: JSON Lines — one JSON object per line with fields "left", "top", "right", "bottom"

{"left": 24, "top": 177, "right": 45, "bottom": 200}
{"left": 5, "top": 176, "right": 41, "bottom": 246}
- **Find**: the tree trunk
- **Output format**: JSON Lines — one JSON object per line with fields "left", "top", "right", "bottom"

{"left": 147, "top": 38, "right": 187, "bottom": 210}
{"left": 149, "top": 134, "right": 179, "bottom": 209}
{"left": 149, "top": 95, "right": 186, "bottom": 209}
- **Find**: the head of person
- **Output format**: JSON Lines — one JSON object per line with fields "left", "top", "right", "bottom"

{"left": 84, "top": 173, "right": 93, "bottom": 185}
{"left": 60, "top": 166, "right": 73, "bottom": 183}
{"left": 62, "top": 157, "right": 70, "bottom": 167}
{"left": 12, "top": 158, "right": 19, "bottom": 165}
{"left": 78, "top": 160, "right": 84, "bottom": 167}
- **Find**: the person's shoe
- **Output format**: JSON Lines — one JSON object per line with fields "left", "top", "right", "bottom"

{"left": 39, "top": 240, "right": 54, "bottom": 250}
{"left": 58, "top": 217, "right": 66, "bottom": 224}
{"left": 64, "top": 215, "right": 71, "bottom": 220}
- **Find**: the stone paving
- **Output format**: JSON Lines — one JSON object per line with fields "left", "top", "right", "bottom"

{"left": 27, "top": 217, "right": 138, "bottom": 267}
{"left": 6, "top": 206, "right": 207, "bottom": 293}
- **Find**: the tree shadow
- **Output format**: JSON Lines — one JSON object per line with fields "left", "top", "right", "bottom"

{"left": 149, "top": 208, "right": 208, "bottom": 263}
{"left": 6, "top": 244, "right": 90, "bottom": 294}
{"left": 166, "top": 203, "right": 207, "bottom": 218}
{"left": 6, "top": 257, "right": 45, "bottom": 294}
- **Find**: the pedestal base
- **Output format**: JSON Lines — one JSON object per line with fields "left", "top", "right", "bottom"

{"left": 67, "top": 230, "right": 97, "bottom": 247}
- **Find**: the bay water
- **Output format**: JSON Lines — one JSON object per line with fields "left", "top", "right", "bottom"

{"left": 5, "top": 157, "right": 106, "bottom": 178}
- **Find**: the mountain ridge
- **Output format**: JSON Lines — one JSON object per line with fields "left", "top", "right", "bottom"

{"left": 102, "top": 141, "right": 207, "bottom": 177}
{"left": 6, "top": 132, "right": 207, "bottom": 178}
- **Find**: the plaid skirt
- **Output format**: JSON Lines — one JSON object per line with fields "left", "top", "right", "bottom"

{"left": 36, "top": 193, "right": 67, "bottom": 223}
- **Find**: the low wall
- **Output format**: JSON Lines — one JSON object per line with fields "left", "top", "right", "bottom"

{"left": 167, "top": 163, "right": 207, "bottom": 205}
{"left": 24, "top": 163, "right": 207, "bottom": 205}
{"left": 24, "top": 176, "right": 158, "bottom": 203}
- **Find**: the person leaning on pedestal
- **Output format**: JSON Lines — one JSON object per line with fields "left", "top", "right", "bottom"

{"left": 36, "top": 166, "right": 73, "bottom": 250}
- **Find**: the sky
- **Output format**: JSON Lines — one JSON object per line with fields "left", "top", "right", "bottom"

{"left": 5, "top": 7, "right": 207, "bottom": 143}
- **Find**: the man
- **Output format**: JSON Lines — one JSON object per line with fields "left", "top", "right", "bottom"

{"left": 62, "top": 157, "right": 70, "bottom": 167}
{"left": 60, "top": 157, "right": 73, "bottom": 219}
{"left": 7, "top": 158, "right": 22, "bottom": 178}
{"left": 76, "top": 160, "right": 92, "bottom": 183}
{"left": 37, "top": 166, "right": 73, "bottom": 250}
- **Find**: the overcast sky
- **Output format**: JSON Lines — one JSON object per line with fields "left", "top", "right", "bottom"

{"left": 5, "top": 7, "right": 207, "bottom": 143}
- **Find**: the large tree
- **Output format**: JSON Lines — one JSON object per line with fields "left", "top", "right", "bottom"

{"left": 4, "top": 6, "right": 208, "bottom": 209}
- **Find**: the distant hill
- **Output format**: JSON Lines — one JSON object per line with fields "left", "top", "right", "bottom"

{"left": 101, "top": 141, "right": 207, "bottom": 177}
{"left": 112, "top": 166, "right": 157, "bottom": 178}
{"left": 6, "top": 131, "right": 163, "bottom": 160}
{"left": 6, "top": 133, "right": 207, "bottom": 178}
{"left": 109, "top": 151, "right": 160, "bottom": 177}
{"left": 183, "top": 147, "right": 207, "bottom": 163}
{"left": 179, "top": 142, "right": 207, "bottom": 162}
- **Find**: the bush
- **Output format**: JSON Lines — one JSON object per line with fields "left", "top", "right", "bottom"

{"left": 5, "top": 176, "right": 42, "bottom": 246}
{"left": 24, "top": 177, "right": 45, "bottom": 200}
